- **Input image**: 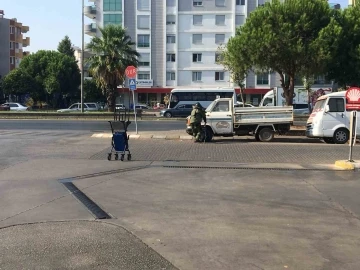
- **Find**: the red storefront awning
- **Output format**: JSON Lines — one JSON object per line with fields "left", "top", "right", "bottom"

{"left": 118, "top": 87, "right": 270, "bottom": 94}
{"left": 235, "top": 88, "right": 271, "bottom": 95}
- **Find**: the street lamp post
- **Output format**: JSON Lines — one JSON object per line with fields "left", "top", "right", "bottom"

{"left": 80, "top": 0, "right": 85, "bottom": 113}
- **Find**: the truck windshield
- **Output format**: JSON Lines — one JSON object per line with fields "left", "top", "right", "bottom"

{"left": 313, "top": 99, "right": 326, "bottom": 111}
{"left": 206, "top": 100, "right": 216, "bottom": 112}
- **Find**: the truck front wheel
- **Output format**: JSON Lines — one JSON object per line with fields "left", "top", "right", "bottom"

{"left": 257, "top": 128, "right": 274, "bottom": 142}
{"left": 333, "top": 128, "right": 349, "bottom": 144}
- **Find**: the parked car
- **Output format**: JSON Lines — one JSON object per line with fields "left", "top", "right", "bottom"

{"left": 153, "top": 104, "right": 166, "bottom": 110}
{"left": 57, "top": 103, "right": 100, "bottom": 112}
{"left": 134, "top": 104, "right": 150, "bottom": 110}
{"left": 293, "top": 104, "right": 310, "bottom": 115}
{"left": 0, "top": 104, "right": 10, "bottom": 111}
{"left": 115, "top": 104, "right": 126, "bottom": 110}
{"left": 2, "top": 103, "right": 28, "bottom": 111}
{"left": 160, "top": 104, "right": 193, "bottom": 118}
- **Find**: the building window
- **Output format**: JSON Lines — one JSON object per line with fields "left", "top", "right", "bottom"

{"left": 193, "top": 53, "right": 202, "bottom": 62}
{"left": 166, "top": 54, "right": 176, "bottom": 62}
{"left": 166, "top": 35, "right": 176, "bottom": 43}
{"left": 166, "top": 0, "right": 176, "bottom": 6}
{"left": 166, "top": 72, "right": 176, "bottom": 81}
{"left": 103, "top": 0, "right": 122, "bottom": 11}
{"left": 236, "top": 0, "right": 245, "bottom": 5}
{"left": 193, "top": 0, "right": 203, "bottom": 6}
{"left": 258, "top": 0, "right": 265, "bottom": 6}
{"left": 192, "top": 72, "right": 202, "bottom": 81}
{"left": 216, "top": 15, "right": 225, "bottom": 25}
{"left": 215, "top": 72, "right": 225, "bottom": 81}
{"left": 215, "top": 52, "right": 224, "bottom": 63}
{"left": 137, "top": 15, "right": 150, "bottom": 29}
{"left": 138, "top": 35, "right": 150, "bottom": 47}
{"left": 103, "top": 14, "right": 122, "bottom": 26}
{"left": 10, "top": 42, "right": 13, "bottom": 49}
{"left": 10, "top": 57, "right": 15, "bottom": 64}
{"left": 139, "top": 53, "right": 150, "bottom": 66}
{"left": 193, "top": 15, "right": 202, "bottom": 25}
{"left": 215, "top": 0, "right": 225, "bottom": 7}
{"left": 193, "top": 34, "right": 202, "bottom": 44}
{"left": 10, "top": 26, "right": 14, "bottom": 34}
{"left": 138, "top": 71, "right": 150, "bottom": 80}
{"left": 166, "top": 15, "right": 176, "bottom": 25}
{"left": 137, "top": 0, "right": 150, "bottom": 10}
{"left": 235, "top": 15, "right": 245, "bottom": 26}
{"left": 215, "top": 34, "right": 225, "bottom": 44}
{"left": 15, "top": 43, "right": 19, "bottom": 49}
{"left": 256, "top": 72, "right": 269, "bottom": 85}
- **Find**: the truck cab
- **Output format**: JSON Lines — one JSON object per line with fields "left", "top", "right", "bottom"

{"left": 306, "top": 92, "right": 360, "bottom": 144}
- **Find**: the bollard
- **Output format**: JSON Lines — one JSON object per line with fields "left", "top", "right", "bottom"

{"left": 348, "top": 111, "right": 357, "bottom": 162}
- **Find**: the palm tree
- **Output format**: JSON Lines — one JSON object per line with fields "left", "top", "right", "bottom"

{"left": 86, "top": 25, "right": 140, "bottom": 112}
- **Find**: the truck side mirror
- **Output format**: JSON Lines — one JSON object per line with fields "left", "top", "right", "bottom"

{"left": 325, "top": 105, "right": 330, "bottom": 113}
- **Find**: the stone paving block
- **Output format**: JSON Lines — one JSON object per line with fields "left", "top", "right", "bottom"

{"left": 129, "top": 135, "right": 140, "bottom": 139}
{"left": 152, "top": 135, "right": 167, "bottom": 139}
{"left": 165, "top": 135, "right": 180, "bottom": 140}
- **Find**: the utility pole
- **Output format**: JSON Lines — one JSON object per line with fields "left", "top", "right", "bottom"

{"left": 80, "top": 0, "right": 85, "bottom": 113}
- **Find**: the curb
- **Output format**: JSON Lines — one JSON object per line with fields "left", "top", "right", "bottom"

{"left": 334, "top": 160, "right": 360, "bottom": 171}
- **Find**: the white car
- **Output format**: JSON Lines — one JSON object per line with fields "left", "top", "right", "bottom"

{"left": 2, "top": 103, "right": 29, "bottom": 111}
{"left": 57, "top": 103, "right": 100, "bottom": 112}
{"left": 115, "top": 104, "right": 126, "bottom": 110}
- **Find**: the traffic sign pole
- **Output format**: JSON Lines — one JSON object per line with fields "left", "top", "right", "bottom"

{"left": 132, "top": 90, "right": 138, "bottom": 134}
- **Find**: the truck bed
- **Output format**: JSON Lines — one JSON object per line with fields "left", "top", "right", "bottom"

{"left": 234, "top": 106, "right": 293, "bottom": 124}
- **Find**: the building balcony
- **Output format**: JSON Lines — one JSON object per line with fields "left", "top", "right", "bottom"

{"left": 22, "top": 37, "right": 30, "bottom": 47}
{"left": 85, "top": 23, "right": 97, "bottom": 36}
{"left": 84, "top": 5, "right": 96, "bottom": 19}
{"left": 21, "top": 25, "right": 29, "bottom": 33}
{"left": 23, "top": 51, "right": 30, "bottom": 57}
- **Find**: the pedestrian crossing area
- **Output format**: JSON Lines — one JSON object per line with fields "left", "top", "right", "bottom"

{"left": 0, "top": 130, "right": 88, "bottom": 138}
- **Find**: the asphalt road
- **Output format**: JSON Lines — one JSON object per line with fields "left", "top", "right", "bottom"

{"left": 0, "top": 119, "right": 185, "bottom": 132}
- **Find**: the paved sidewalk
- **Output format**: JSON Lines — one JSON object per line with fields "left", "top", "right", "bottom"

{"left": 0, "top": 221, "right": 177, "bottom": 270}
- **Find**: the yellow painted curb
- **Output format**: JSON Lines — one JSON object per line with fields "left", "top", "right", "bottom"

{"left": 335, "top": 160, "right": 355, "bottom": 170}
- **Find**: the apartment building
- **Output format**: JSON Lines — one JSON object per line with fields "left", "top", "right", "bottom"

{"left": 0, "top": 10, "right": 30, "bottom": 79}
{"left": 84, "top": 0, "right": 333, "bottom": 106}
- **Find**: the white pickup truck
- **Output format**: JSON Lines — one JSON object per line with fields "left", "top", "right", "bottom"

{"left": 186, "top": 98, "right": 294, "bottom": 142}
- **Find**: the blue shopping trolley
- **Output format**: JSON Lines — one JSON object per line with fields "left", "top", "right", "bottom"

{"left": 107, "top": 120, "right": 131, "bottom": 161}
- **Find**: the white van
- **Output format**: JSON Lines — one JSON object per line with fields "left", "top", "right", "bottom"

{"left": 306, "top": 92, "right": 360, "bottom": 144}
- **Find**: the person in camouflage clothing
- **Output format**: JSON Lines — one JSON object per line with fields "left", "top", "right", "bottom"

{"left": 190, "top": 102, "right": 207, "bottom": 142}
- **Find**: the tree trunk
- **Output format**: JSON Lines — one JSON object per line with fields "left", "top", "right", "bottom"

{"left": 239, "top": 87, "right": 245, "bottom": 107}
{"left": 107, "top": 87, "right": 116, "bottom": 112}
{"left": 285, "top": 75, "right": 295, "bottom": 106}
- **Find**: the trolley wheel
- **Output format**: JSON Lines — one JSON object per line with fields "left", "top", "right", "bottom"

{"left": 127, "top": 154, "right": 132, "bottom": 161}
{"left": 107, "top": 153, "right": 112, "bottom": 161}
{"left": 120, "top": 154, "right": 125, "bottom": 161}
{"left": 115, "top": 154, "right": 119, "bottom": 160}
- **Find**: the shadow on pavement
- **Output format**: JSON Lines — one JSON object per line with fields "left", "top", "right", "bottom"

{"left": 211, "top": 137, "right": 324, "bottom": 144}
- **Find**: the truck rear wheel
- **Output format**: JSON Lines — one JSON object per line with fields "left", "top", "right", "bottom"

{"left": 258, "top": 127, "right": 274, "bottom": 142}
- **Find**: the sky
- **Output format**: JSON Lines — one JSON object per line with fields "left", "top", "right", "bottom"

{"left": 1, "top": 0, "right": 350, "bottom": 53}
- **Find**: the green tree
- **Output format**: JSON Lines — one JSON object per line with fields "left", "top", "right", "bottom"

{"left": 2, "top": 69, "right": 43, "bottom": 102}
{"left": 86, "top": 25, "right": 140, "bottom": 112}
{"left": 57, "top": 35, "right": 75, "bottom": 59}
{"left": 19, "top": 50, "right": 80, "bottom": 107}
{"left": 84, "top": 79, "right": 105, "bottom": 102}
{"left": 224, "top": 0, "right": 332, "bottom": 105}
{"left": 319, "top": 6, "right": 360, "bottom": 87}
{"left": 219, "top": 44, "right": 251, "bottom": 106}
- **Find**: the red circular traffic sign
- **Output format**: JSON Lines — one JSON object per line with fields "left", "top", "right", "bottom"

{"left": 125, "top": 66, "right": 137, "bottom": 78}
